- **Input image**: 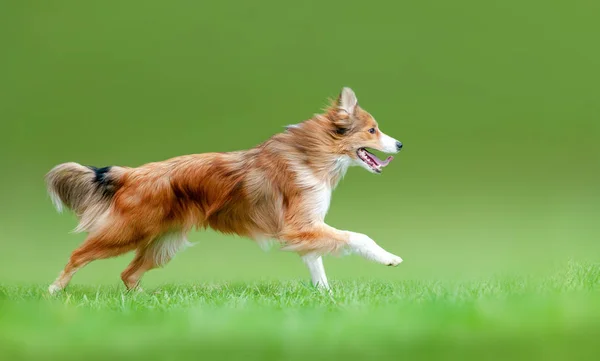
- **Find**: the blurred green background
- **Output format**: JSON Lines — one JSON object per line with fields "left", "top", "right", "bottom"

{"left": 0, "top": 0, "right": 599, "bottom": 287}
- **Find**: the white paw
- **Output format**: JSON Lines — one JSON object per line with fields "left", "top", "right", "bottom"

{"left": 314, "top": 282, "right": 330, "bottom": 291}
{"left": 386, "top": 255, "right": 403, "bottom": 267}
{"left": 48, "top": 284, "right": 62, "bottom": 295}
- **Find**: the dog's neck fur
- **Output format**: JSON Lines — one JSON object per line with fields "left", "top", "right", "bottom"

{"left": 265, "top": 113, "right": 351, "bottom": 189}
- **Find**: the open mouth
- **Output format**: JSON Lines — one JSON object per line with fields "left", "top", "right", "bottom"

{"left": 357, "top": 148, "right": 393, "bottom": 173}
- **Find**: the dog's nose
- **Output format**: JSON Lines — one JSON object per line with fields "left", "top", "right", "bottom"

{"left": 396, "top": 141, "right": 403, "bottom": 151}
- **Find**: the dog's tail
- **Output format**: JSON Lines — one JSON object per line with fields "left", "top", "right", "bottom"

{"left": 45, "top": 162, "right": 128, "bottom": 232}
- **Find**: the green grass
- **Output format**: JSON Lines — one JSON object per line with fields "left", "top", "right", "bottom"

{"left": 2, "top": 261, "right": 599, "bottom": 361}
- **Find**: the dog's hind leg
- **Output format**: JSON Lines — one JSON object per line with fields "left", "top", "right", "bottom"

{"left": 48, "top": 234, "right": 139, "bottom": 294}
{"left": 120, "top": 231, "right": 191, "bottom": 291}
{"left": 301, "top": 254, "right": 329, "bottom": 290}
{"left": 120, "top": 250, "right": 153, "bottom": 291}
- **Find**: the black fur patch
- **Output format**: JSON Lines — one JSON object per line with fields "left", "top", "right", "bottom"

{"left": 88, "top": 166, "right": 111, "bottom": 184}
{"left": 87, "top": 166, "right": 114, "bottom": 196}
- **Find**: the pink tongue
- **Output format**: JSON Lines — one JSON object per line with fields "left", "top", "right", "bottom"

{"left": 367, "top": 151, "right": 393, "bottom": 167}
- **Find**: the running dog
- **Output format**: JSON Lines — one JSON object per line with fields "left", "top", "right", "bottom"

{"left": 46, "top": 87, "right": 403, "bottom": 294}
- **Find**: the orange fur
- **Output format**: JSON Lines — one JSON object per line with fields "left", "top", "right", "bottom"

{"left": 46, "top": 87, "right": 403, "bottom": 292}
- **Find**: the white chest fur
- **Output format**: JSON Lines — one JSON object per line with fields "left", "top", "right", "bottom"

{"left": 291, "top": 164, "right": 333, "bottom": 222}
{"left": 308, "top": 181, "right": 332, "bottom": 221}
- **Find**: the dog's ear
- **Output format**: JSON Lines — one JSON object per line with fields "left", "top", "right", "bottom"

{"left": 331, "top": 87, "right": 358, "bottom": 133}
{"left": 338, "top": 87, "right": 358, "bottom": 115}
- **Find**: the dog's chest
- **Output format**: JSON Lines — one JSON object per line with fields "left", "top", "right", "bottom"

{"left": 306, "top": 182, "right": 332, "bottom": 221}
{"left": 290, "top": 163, "right": 334, "bottom": 222}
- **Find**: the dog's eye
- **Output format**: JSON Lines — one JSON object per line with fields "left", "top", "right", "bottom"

{"left": 368, "top": 128, "right": 376, "bottom": 134}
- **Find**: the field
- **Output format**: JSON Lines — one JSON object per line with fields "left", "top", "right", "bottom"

{"left": 1, "top": 0, "right": 600, "bottom": 360}
{"left": 2, "top": 261, "right": 599, "bottom": 360}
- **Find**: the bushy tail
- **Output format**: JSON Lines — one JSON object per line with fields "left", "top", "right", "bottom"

{"left": 45, "top": 162, "right": 126, "bottom": 232}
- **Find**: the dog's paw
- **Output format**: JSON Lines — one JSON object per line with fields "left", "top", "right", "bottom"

{"left": 386, "top": 255, "right": 403, "bottom": 267}
{"left": 48, "top": 284, "right": 62, "bottom": 295}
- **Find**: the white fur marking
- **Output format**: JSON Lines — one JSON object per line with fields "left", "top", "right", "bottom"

{"left": 333, "top": 156, "right": 352, "bottom": 184}
{"left": 346, "top": 231, "right": 403, "bottom": 266}
{"left": 302, "top": 254, "right": 330, "bottom": 289}
{"left": 313, "top": 184, "right": 331, "bottom": 221}
{"left": 255, "top": 235, "right": 278, "bottom": 251}
{"left": 73, "top": 208, "right": 109, "bottom": 234}
{"left": 149, "top": 232, "right": 193, "bottom": 267}
{"left": 292, "top": 164, "right": 332, "bottom": 222}
{"left": 48, "top": 190, "right": 64, "bottom": 213}
{"left": 379, "top": 131, "right": 400, "bottom": 153}
{"left": 285, "top": 124, "right": 300, "bottom": 130}
{"left": 48, "top": 283, "right": 62, "bottom": 295}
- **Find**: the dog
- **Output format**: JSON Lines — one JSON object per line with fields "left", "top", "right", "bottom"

{"left": 46, "top": 87, "right": 403, "bottom": 294}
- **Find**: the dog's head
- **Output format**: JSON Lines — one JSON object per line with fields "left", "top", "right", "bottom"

{"left": 328, "top": 87, "right": 402, "bottom": 174}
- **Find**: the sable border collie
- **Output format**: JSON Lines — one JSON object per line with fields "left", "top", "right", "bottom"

{"left": 46, "top": 87, "right": 403, "bottom": 294}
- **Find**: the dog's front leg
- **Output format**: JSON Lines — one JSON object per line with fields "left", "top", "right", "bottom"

{"left": 301, "top": 254, "right": 329, "bottom": 289}
{"left": 281, "top": 224, "right": 402, "bottom": 287}
{"left": 345, "top": 231, "right": 403, "bottom": 266}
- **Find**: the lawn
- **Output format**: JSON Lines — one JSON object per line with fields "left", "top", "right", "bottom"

{"left": 1, "top": 261, "right": 599, "bottom": 361}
